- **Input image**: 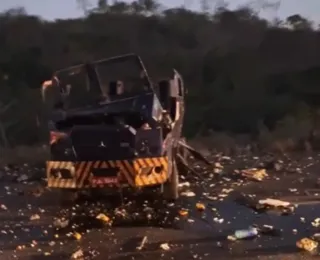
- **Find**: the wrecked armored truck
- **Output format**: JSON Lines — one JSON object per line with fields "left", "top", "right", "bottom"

{"left": 41, "top": 53, "right": 208, "bottom": 200}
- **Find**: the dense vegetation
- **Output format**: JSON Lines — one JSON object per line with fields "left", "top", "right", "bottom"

{"left": 1, "top": 0, "right": 320, "bottom": 150}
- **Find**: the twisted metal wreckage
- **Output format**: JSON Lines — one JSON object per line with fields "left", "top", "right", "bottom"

{"left": 41, "top": 53, "right": 210, "bottom": 200}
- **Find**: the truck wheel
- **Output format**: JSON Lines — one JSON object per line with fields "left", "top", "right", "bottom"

{"left": 163, "top": 158, "right": 179, "bottom": 201}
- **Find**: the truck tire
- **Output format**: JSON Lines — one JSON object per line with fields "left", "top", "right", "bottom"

{"left": 163, "top": 157, "right": 179, "bottom": 201}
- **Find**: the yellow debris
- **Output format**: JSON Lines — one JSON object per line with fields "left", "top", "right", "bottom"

{"left": 196, "top": 203, "right": 206, "bottom": 211}
{"left": 73, "top": 232, "right": 82, "bottom": 240}
{"left": 296, "top": 237, "right": 318, "bottom": 252}
{"left": 241, "top": 168, "right": 268, "bottom": 181}
{"left": 178, "top": 209, "right": 188, "bottom": 216}
{"left": 96, "top": 213, "right": 111, "bottom": 224}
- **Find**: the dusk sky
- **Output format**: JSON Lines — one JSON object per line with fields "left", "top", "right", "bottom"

{"left": 0, "top": 0, "right": 320, "bottom": 22}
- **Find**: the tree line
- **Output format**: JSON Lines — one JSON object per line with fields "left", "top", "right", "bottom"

{"left": 1, "top": 0, "right": 320, "bottom": 147}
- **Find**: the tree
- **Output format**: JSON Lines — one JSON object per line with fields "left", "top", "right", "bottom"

{"left": 286, "top": 14, "right": 312, "bottom": 30}
{"left": 77, "top": 0, "right": 93, "bottom": 15}
{"left": 95, "top": 0, "right": 109, "bottom": 13}
{"left": 1, "top": 2, "right": 320, "bottom": 145}
{"left": 1, "top": 7, "right": 26, "bottom": 17}
{"left": 109, "top": 1, "right": 130, "bottom": 13}
{"left": 138, "top": 0, "right": 159, "bottom": 14}
{"left": 98, "top": 0, "right": 108, "bottom": 9}
{"left": 130, "top": 1, "right": 144, "bottom": 14}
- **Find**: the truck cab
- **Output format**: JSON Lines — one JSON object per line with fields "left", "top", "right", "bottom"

{"left": 42, "top": 53, "right": 185, "bottom": 200}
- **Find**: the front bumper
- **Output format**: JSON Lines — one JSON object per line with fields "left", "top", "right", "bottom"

{"left": 46, "top": 156, "right": 169, "bottom": 189}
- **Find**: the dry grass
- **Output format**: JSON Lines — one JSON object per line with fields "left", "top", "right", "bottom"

{"left": 191, "top": 115, "right": 319, "bottom": 155}
{"left": 0, "top": 114, "right": 318, "bottom": 166}
{"left": 189, "top": 132, "right": 252, "bottom": 156}
{"left": 257, "top": 115, "right": 314, "bottom": 154}
{"left": 0, "top": 145, "right": 49, "bottom": 166}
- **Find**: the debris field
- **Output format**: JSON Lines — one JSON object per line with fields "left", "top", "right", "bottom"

{"left": 1, "top": 152, "right": 320, "bottom": 259}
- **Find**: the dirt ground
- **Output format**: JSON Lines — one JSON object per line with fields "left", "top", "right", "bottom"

{"left": 0, "top": 151, "right": 320, "bottom": 259}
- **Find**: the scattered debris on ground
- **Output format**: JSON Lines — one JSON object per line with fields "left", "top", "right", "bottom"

{"left": 53, "top": 218, "right": 69, "bottom": 229}
{"left": 181, "top": 191, "right": 196, "bottom": 197}
{"left": 73, "top": 232, "right": 82, "bottom": 240}
{"left": 30, "top": 214, "right": 40, "bottom": 221}
{"left": 16, "top": 174, "right": 29, "bottom": 183}
{"left": 196, "top": 202, "right": 206, "bottom": 211}
{"left": 96, "top": 213, "right": 111, "bottom": 224}
{"left": 1, "top": 152, "right": 320, "bottom": 259}
{"left": 160, "top": 243, "right": 170, "bottom": 251}
{"left": 71, "top": 249, "right": 84, "bottom": 259}
{"left": 296, "top": 237, "right": 319, "bottom": 255}
{"left": 256, "top": 225, "right": 281, "bottom": 236}
{"left": 234, "top": 193, "right": 296, "bottom": 215}
{"left": 136, "top": 236, "right": 148, "bottom": 250}
{"left": 311, "top": 218, "right": 320, "bottom": 228}
{"left": 228, "top": 227, "right": 258, "bottom": 241}
{"left": 240, "top": 168, "right": 268, "bottom": 181}
{"left": 178, "top": 209, "right": 188, "bottom": 216}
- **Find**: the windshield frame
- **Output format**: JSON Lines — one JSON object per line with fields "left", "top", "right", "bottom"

{"left": 54, "top": 53, "right": 153, "bottom": 90}
{"left": 48, "top": 53, "right": 154, "bottom": 110}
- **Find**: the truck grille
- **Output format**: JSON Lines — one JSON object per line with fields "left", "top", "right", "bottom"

{"left": 91, "top": 168, "right": 119, "bottom": 177}
{"left": 71, "top": 126, "right": 135, "bottom": 160}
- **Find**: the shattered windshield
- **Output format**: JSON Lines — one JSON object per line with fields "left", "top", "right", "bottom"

{"left": 95, "top": 55, "right": 150, "bottom": 99}
{"left": 54, "top": 65, "right": 94, "bottom": 109}
{"left": 49, "top": 55, "right": 151, "bottom": 110}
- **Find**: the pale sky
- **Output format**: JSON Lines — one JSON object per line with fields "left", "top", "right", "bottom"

{"left": 0, "top": 0, "right": 320, "bottom": 22}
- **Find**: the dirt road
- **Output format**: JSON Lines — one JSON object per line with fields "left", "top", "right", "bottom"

{"left": 0, "top": 153, "right": 320, "bottom": 259}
